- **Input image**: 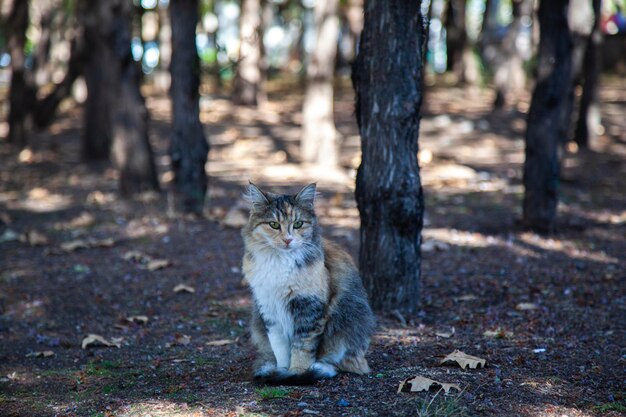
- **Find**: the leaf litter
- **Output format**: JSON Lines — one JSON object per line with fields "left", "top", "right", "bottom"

{"left": 81, "top": 334, "right": 122, "bottom": 349}
{"left": 398, "top": 375, "right": 461, "bottom": 394}
{"left": 440, "top": 350, "right": 486, "bottom": 369}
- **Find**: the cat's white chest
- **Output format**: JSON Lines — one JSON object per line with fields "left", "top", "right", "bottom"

{"left": 246, "top": 252, "right": 297, "bottom": 336}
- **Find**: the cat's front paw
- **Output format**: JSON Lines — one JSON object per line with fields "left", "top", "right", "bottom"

{"left": 253, "top": 363, "right": 277, "bottom": 379}
{"left": 310, "top": 362, "right": 338, "bottom": 378}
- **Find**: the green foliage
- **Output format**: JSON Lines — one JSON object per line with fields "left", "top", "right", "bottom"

{"left": 255, "top": 386, "right": 291, "bottom": 400}
{"left": 85, "top": 360, "right": 121, "bottom": 376}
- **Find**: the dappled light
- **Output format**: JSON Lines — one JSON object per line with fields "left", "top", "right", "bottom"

{"left": 1, "top": 0, "right": 625, "bottom": 416}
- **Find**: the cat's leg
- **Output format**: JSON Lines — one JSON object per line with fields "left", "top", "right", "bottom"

{"left": 251, "top": 303, "right": 277, "bottom": 378}
{"left": 288, "top": 295, "right": 326, "bottom": 373}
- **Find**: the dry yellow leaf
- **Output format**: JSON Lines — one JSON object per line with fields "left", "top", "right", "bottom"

{"left": 145, "top": 259, "right": 170, "bottom": 271}
{"left": 26, "top": 350, "right": 55, "bottom": 358}
{"left": 173, "top": 284, "right": 195, "bottom": 294}
{"left": 61, "top": 237, "right": 114, "bottom": 252}
{"left": 81, "top": 334, "right": 121, "bottom": 349}
{"left": 124, "top": 315, "right": 149, "bottom": 324}
{"left": 22, "top": 230, "right": 49, "bottom": 246}
{"left": 516, "top": 302, "right": 539, "bottom": 311}
{"left": 440, "top": 349, "right": 486, "bottom": 369}
{"left": 398, "top": 375, "right": 461, "bottom": 394}
{"left": 206, "top": 339, "right": 235, "bottom": 347}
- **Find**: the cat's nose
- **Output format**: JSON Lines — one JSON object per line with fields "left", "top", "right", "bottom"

{"left": 283, "top": 238, "right": 293, "bottom": 246}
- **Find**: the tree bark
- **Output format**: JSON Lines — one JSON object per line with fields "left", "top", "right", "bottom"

{"left": 7, "top": 0, "right": 36, "bottom": 147}
{"left": 353, "top": 1, "right": 425, "bottom": 314}
{"left": 444, "top": 0, "right": 467, "bottom": 80}
{"left": 233, "top": 0, "right": 264, "bottom": 106}
{"left": 523, "top": 0, "right": 572, "bottom": 233}
{"left": 81, "top": 0, "right": 115, "bottom": 160}
{"left": 169, "top": 0, "right": 209, "bottom": 213}
{"left": 301, "top": 0, "right": 340, "bottom": 167}
{"left": 574, "top": 0, "right": 602, "bottom": 149}
{"left": 80, "top": 0, "right": 159, "bottom": 195}
{"left": 493, "top": 0, "right": 533, "bottom": 109}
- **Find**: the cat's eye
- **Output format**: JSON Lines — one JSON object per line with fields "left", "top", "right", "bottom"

{"left": 293, "top": 221, "right": 304, "bottom": 229}
{"left": 268, "top": 221, "right": 280, "bottom": 229}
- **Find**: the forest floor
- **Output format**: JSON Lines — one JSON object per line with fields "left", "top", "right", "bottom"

{"left": 0, "top": 77, "right": 625, "bottom": 417}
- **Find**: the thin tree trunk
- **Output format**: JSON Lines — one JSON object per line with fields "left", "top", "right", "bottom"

{"left": 493, "top": 0, "right": 533, "bottom": 109}
{"left": 155, "top": 3, "right": 172, "bottom": 92}
{"left": 7, "top": 0, "right": 35, "bottom": 147}
{"left": 343, "top": 0, "right": 363, "bottom": 63}
{"left": 563, "top": 0, "right": 594, "bottom": 143}
{"left": 353, "top": 1, "right": 425, "bottom": 314}
{"left": 301, "top": 0, "right": 340, "bottom": 167}
{"left": 169, "top": 0, "right": 209, "bottom": 213}
{"left": 444, "top": 0, "right": 467, "bottom": 80}
{"left": 34, "top": 28, "right": 86, "bottom": 128}
{"left": 233, "top": 0, "right": 264, "bottom": 106}
{"left": 574, "top": 0, "right": 602, "bottom": 149}
{"left": 523, "top": 0, "right": 572, "bottom": 233}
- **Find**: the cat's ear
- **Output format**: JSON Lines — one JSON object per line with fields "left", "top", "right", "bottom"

{"left": 295, "top": 183, "right": 317, "bottom": 208}
{"left": 245, "top": 182, "right": 270, "bottom": 211}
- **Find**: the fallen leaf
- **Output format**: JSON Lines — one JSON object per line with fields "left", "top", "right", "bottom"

{"left": 123, "top": 251, "right": 171, "bottom": 271}
{"left": 123, "top": 315, "right": 149, "bottom": 324}
{"left": 435, "top": 327, "right": 455, "bottom": 338}
{"left": 206, "top": 339, "right": 235, "bottom": 347}
{"left": 398, "top": 375, "right": 461, "bottom": 394}
{"left": 81, "top": 334, "right": 121, "bottom": 349}
{"left": 173, "top": 284, "right": 195, "bottom": 294}
{"left": 166, "top": 333, "right": 191, "bottom": 348}
{"left": 455, "top": 294, "right": 477, "bottom": 302}
{"left": 483, "top": 328, "right": 514, "bottom": 339}
{"left": 122, "top": 250, "right": 146, "bottom": 262}
{"left": 440, "top": 350, "right": 486, "bottom": 369}
{"left": 145, "top": 258, "right": 171, "bottom": 271}
{"left": 22, "top": 230, "right": 49, "bottom": 246}
{"left": 61, "top": 237, "right": 114, "bottom": 252}
{"left": 421, "top": 240, "right": 450, "bottom": 252}
{"left": 26, "top": 350, "right": 55, "bottom": 358}
{"left": 516, "top": 302, "right": 539, "bottom": 311}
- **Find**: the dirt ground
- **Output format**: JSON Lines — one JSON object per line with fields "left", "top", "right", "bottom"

{"left": 0, "top": 77, "right": 625, "bottom": 417}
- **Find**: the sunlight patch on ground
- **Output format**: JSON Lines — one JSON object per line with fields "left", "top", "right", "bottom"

{"left": 113, "top": 400, "right": 225, "bottom": 417}
{"left": 523, "top": 404, "right": 595, "bottom": 417}
{"left": 519, "top": 232, "right": 620, "bottom": 264}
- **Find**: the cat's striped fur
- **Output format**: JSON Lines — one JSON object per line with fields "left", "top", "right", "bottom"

{"left": 242, "top": 183, "right": 375, "bottom": 385}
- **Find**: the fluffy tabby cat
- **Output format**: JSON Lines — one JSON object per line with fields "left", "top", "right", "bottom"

{"left": 242, "top": 183, "right": 375, "bottom": 385}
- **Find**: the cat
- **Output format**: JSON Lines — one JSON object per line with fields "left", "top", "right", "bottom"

{"left": 241, "top": 182, "right": 375, "bottom": 385}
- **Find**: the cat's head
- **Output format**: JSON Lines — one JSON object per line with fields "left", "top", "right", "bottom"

{"left": 242, "top": 182, "right": 320, "bottom": 253}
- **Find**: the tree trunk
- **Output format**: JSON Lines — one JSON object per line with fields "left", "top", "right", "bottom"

{"left": 523, "top": 0, "right": 572, "bottom": 233}
{"left": 81, "top": 0, "right": 159, "bottom": 194}
{"left": 81, "top": 0, "right": 115, "bottom": 160}
{"left": 169, "top": 0, "right": 209, "bottom": 213}
{"left": 444, "top": 0, "right": 467, "bottom": 80}
{"left": 7, "top": 0, "right": 35, "bottom": 147}
{"left": 493, "top": 0, "right": 533, "bottom": 109}
{"left": 343, "top": 0, "right": 363, "bottom": 63}
{"left": 34, "top": 28, "right": 86, "bottom": 129}
{"left": 574, "top": 0, "right": 602, "bottom": 149}
{"left": 353, "top": 1, "right": 425, "bottom": 314}
{"left": 301, "top": 0, "right": 340, "bottom": 167}
{"left": 233, "top": 0, "right": 264, "bottom": 106}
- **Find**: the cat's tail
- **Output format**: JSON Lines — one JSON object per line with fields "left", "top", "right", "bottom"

{"left": 254, "top": 363, "right": 337, "bottom": 386}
